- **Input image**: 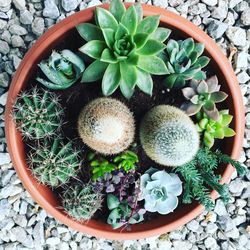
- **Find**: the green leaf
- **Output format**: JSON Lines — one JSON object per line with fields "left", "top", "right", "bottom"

{"left": 133, "top": 33, "right": 148, "bottom": 48}
{"left": 137, "top": 55, "right": 169, "bottom": 75}
{"left": 210, "top": 91, "right": 228, "bottom": 103}
{"left": 101, "top": 48, "right": 118, "bottom": 63}
{"left": 107, "top": 194, "right": 120, "bottom": 210}
{"left": 204, "top": 131, "right": 214, "bottom": 148}
{"left": 76, "top": 23, "right": 104, "bottom": 41}
{"left": 81, "top": 60, "right": 108, "bottom": 82}
{"left": 194, "top": 43, "right": 205, "bottom": 57}
{"left": 134, "top": 3, "right": 143, "bottom": 22}
{"left": 137, "top": 39, "right": 166, "bottom": 56}
{"left": 221, "top": 114, "right": 233, "bottom": 126}
{"left": 137, "top": 15, "right": 160, "bottom": 34}
{"left": 115, "top": 23, "right": 128, "bottom": 40}
{"left": 194, "top": 56, "right": 210, "bottom": 68}
{"left": 224, "top": 127, "right": 236, "bottom": 137}
{"left": 102, "top": 28, "right": 115, "bottom": 48}
{"left": 213, "top": 129, "right": 224, "bottom": 139}
{"left": 199, "top": 118, "right": 208, "bottom": 129}
{"left": 102, "top": 63, "right": 120, "bottom": 95}
{"left": 79, "top": 40, "right": 106, "bottom": 59}
{"left": 150, "top": 27, "right": 171, "bottom": 42}
{"left": 166, "top": 39, "right": 179, "bottom": 55}
{"left": 121, "top": 5, "right": 137, "bottom": 35}
{"left": 126, "top": 54, "right": 139, "bottom": 65}
{"left": 164, "top": 74, "right": 177, "bottom": 88}
{"left": 109, "top": 0, "right": 126, "bottom": 22}
{"left": 181, "top": 38, "right": 194, "bottom": 55}
{"left": 136, "top": 68, "right": 153, "bottom": 95}
{"left": 193, "top": 71, "right": 206, "bottom": 80}
{"left": 96, "top": 7, "right": 118, "bottom": 30}
{"left": 120, "top": 78, "right": 135, "bottom": 99}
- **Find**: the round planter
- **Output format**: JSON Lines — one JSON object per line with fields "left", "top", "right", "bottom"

{"left": 5, "top": 4, "right": 244, "bottom": 240}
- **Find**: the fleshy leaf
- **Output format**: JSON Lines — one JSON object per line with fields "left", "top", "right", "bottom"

{"left": 102, "top": 28, "right": 115, "bottom": 49}
{"left": 150, "top": 27, "right": 171, "bottom": 42}
{"left": 107, "top": 194, "right": 120, "bottom": 210}
{"left": 101, "top": 48, "right": 118, "bottom": 63}
{"left": 194, "top": 56, "right": 210, "bottom": 68}
{"left": 181, "top": 102, "right": 202, "bottom": 116}
{"left": 137, "top": 55, "right": 169, "bottom": 75}
{"left": 181, "top": 38, "right": 194, "bottom": 55}
{"left": 166, "top": 39, "right": 179, "bottom": 55}
{"left": 96, "top": 7, "right": 118, "bottom": 30}
{"left": 120, "top": 61, "right": 137, "bottom": 91}
{"left": 136, "top": 15, "right": 160, "bottom": 34}
{"left": 136, "top": 68, "right": 153, "bottom": 95}
{"left": 203, "top": 100, "right": 215, "bottom": 111}
{"left": 165, "top": 74, "right": 178, "bottom": 89}
{"left": 120, "top": 78, "right": 135, "bottom": 99}
{"left": 221, "top": 114, "right": 233, "bottom": 126}
{"left": 134, "top": 3, "right": 143, "bottom": 22}
{"left": 210, "top": 91, "right": 228, "bottom": 103}
{"left": 204, "top": 131, "right": 214, "bottom": 148}
{"left": 194, "top": 43, "right": 205, "bottom": 57}
{"left": 213, "top": 129, "right": 224, "bottom": 139}
{"left": 81, "top": 60, "right": 108, "bottom": 82}
{"left": 115, "top": 23, "right": 128, "bottom": 40}
{"left": 121, "top": 5, "right": 137, "bottom": 35}
{"left": 133, "top": 33, "right": 148, "bottom": 48}
{"left": 102, "top": 63, "right": 120, "bottom": 95}
{"left": 109, "top": 0, "right": 126, "bottom": 22}
{"left": 137, "top": 39, "right": 166, "bottom": 56}
{"left": 182, "top": 87, "right": 196, "bottom": 100}
{"left": 79, "top": 40, "right": 106, "bottom": 59}
{"left": 197, "top": 80, "right": 208, "bottom": 94}
{"left": 224, "top": 127, "right": 236, "bottom": 137}
{"left": 76, "top": 23, "right": 104, "bottom": 41}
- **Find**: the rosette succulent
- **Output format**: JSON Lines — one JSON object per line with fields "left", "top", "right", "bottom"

{"left": 77, "top": 0, "right": 170, "bottom": 98}
{"left": 181, "top": 75, "right": 228, "bottom": 121}
{"left": 163, "top": 38, "right": 210, "bottom": 88}
{"left": 36, "top": 50, "right": 85, "bottom": 89}
{"left": 196, "top": 110, "right": 235, "bottom": 148}
{"left": 139, "top": 168, "right": 182, "bottom": 214}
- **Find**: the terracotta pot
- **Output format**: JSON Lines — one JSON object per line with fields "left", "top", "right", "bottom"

{"left": 5, "top": 4, "right": 244, "bottom": 240}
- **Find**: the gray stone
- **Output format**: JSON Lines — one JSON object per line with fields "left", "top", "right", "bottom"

{"left": 0, "top": 217, "right": 14, "bottom": 230}
{"left": 12, "top": 55, "right": 21, "bottom": 69}
{"left": 0, "top": 40, "right": 10, "bottom": 54}
{"left": 207, "top": 20, "right": 228, "bottom": 39}
{"left": 87, "top": 0, "right": 102, "bottom": 8}
{"left": 0, "top": 152, "right": 11, "bottom": 164}
{"left": 241, "top": 8, "right": 250, "bottom": 25}
{"left": 61, "top": 0, "right": 79, "bottom": 12}
{"left": 214, "top": 199, "right": 227, "bottom": 216}
{"left": 211, "top": 1, "right": 228, "bottom": 20}
{"left": 32, "top": 17, "right": 45, "bottom": 36}
{"left": 20, "top": 10, "right": 33, "bottom": 24}
{"left": 11, "top": 226, "right": 27, "bottom": 242}
{"left": 186, "top": 220, "right": 200, "bottom": 232}
{"left": 0, "top": 169, "right": 15, "bottom": 186}
{"left": 43, "top": 0, "right": 59, "bottom": 19}
{"left": 13, "top": 0, "right": 26, "bottom": 10}
{"left": 11, "top": 35, "right": 25, "bottom": 48}
{"left": 0, "top": 72, "right": 9, "bottom": 88}
{"left": 14, "top": 214, "right": 27, "bottom": 227}
{"left": 0, "top": 199, "right": 11, "bottom": 219}
{"left": 0, "top": 0, "right": 11, "bottom": 12}
{"left": 19, "top": 200, "right": 28, "bottom": 214}
{"left": 201, "top": 0, "right": 217, "bottom": 6}
{"left": 224, "top": 227, "right": 240, "bottom": 239}
{"left": 189, "top": 3, "right": 207, "bottom": 15}
{"left": 33, "top": 221, "right": 45, "bottom": 246}
{"left": 0, "top": 185, "right": 23, "bottom": 198}
{"left": 9, "top": 25, "right": 28, "bottom": 36}
{"left": 229, "top": 0, "right": 242, "bottom": 9}
{"left": 235, "top": 1, "right": 249, "bottom": 12}
{"left": 226, "top": 27, "right": 246, "bottom": 47}
{"left": 206, "top": 223, "right": 218, "bottom": 234}
{"left": 152, "top": 0, "right": 168, "bottom": 8}
{"left": 237, "top": 71, "right": 250, "bottom": 84}
{"left": 1, "top": 30, "right": 11, "bottom": 44}
{"left": 217, "top": 216, "right": 235, "bottom": 231}
{"left": 233, "top": 215, "right": 246, "bottom": 226}
{"left": 0, "top": 19, "right": 7, "bottom": 29}
{"left": 172, "top": 240, "right": 192, "bottom": 250}
{"left": 229, "top": 179, "right": 247, "bottom": 195}
{"left": 235, "top": 51, "right": 248, "bottom": 69}
{"left": 46, "top": 237, "right": 61, "bottom": 246}
{"left": 204, "top": 237, "right": 217, "bottom": 249}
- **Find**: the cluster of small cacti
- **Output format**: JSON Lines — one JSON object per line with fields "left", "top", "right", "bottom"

{"left": 11, "top": 0, "right": 243, "bottom": 230}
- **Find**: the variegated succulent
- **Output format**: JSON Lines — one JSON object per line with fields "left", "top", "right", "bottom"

{"left": 162, "top": 38, "right": 210, "bottom": 89}
{"left": 181, "top": 75, "right": 228, "bottom": 121}
{"left": 196, "top": 110, "right": 235, "bottom": 148}
{"left": 77, "top": 0, "right": 170, "bottom": 98}
{"left": 36, "top": 50, "right": 85, "bottom": 89}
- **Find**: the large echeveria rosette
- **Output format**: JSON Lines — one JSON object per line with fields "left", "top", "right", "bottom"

{"left": 77, "top": 0, "right": 170, "bottom": 98}
{"left": 139, "top": 168, "right": 182, "bottom": 214}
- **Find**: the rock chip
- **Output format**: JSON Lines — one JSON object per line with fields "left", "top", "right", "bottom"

{"left": 0, "top": 40, "right": 10, "bottom": 54}
{"left": 0, "top": 72, "right": 9, "bottom": 88}
{"left": 204, "top": 237, "right": 217, "bottom": 249}
{"left": 33, "top": 221, "right": 45, "bottom": 246}
{"left": 237, "top": 71, "right": 250, "bottom": 84}
{"left": 201, "top": 0, "right": 217, "bottom": 6}
{"left": 0, "top": 152, "right": 11, "bottom": 164}
{"left": 0, "top": 0, "right": 11, "bottom": 12}
{"left": 43, "top": 0, "right": 59, "bottom": 19}
{"left": 241, "top": 8, "right": 250, "bottom": 25}
{"left": 11, "top": 35, "right": 25, "bottom": 47}
{"left": 226, "top": 26, "right": 246, "bottom": 46}
{"left": 13, "top": 0, "right": 26, "bottom": 11}
{"left": 0, "top": 19, "right": 7, "bottom": 29}
{"left": 0, "top": 185, "right": 23, "bottom": 199}
{"left": 20, "top": 10, "right": 33, "bottom": 24}
{"left": 46, "top": 237, "right": 61, "bottom": 246}
{"left": 207, "top": 20, "right": 228, "bottom": 39}
{"left": 153, "top": 0, "right": 168, "bottom": 8}
{"left": 32, "top": 17, "right": 45, "bottom": 36}
{"left": 235, "top": 51, "right": 248, "bottom": 69}
{"left": 9, "top": 24, "right": 28, "bottom": 36}
{"left": 214, "top": 200, "right": 227, "bottom": 216}
{"left": 186, "top": 220, "right": 200, "bottom": 232}
{"left": 61, "top": 0, "right": 79, "bottom": 12}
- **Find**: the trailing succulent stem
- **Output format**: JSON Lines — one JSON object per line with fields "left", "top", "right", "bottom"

{"left": 12, "top": 87, "right": 63, "bottom": 139}
{"left": 162, "top": 38, "right": 210, "bottom": 88}
{"left": 78, "top": 98, "right": 135, "bottom": 155}
{"left": 28, "top": 138, "right": 81, "bottom": 187}
{"left": 36, "top": 50, "right": 85, "bottom": 89}
{"left": 140, "top": 105, "right": 199, "bottom": 167}
{"left": 175, "top": 147, "right": 246, "bottom": 210}
{"left": 62, "top": 182, "right": 103, "bottom": 221}
{"left": 77, "top": 0, "right": 170, "bottom": 98}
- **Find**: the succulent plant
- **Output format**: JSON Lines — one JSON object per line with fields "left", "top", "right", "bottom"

{"left": 78, "top": 98, "right": 135, "bottom": 155}
{"left": 107, "top": 194, "right": 145, "bottom": 229}
{"left": 139, "top": 168, "right": 182, "bottom": 214}
{"left": 36, "top": 50, "right": 85, "bottom": 89}
{"left": 77, "top": 0, "right": 170, "bottom": 98}
{"left": 114, "top": 150, "right": 138, "bottom": 172}
{"left": 140, "top": 105, "right": 200, "bottom": 167}
{"left": 28, "top": 138, "right": 81, "bottom": 187}
{"left": 181, "top": 75, "right": 228, "bottom": 121}
{"left": 196, "top": 110, "right": 235, "bottom": 148}
{"left": 62, "top": 182, "right": 103, "bottom": 221}
{"left": 12, "top": 87, "right": 63, "bottom": 139}
{"left": 162, "top": 38, "right": 210, "bottom": 88}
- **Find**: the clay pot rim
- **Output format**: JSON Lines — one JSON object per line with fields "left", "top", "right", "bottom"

{"left": 5, "top": 4, "right": 244, "bottom": 240}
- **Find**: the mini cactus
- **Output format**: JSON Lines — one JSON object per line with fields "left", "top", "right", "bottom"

{"left": 78, "top": 98, "right": 135, "bottom": 155}
{"left": 62, "top": 182, "right": 103, "bottom": 221}
{"left": 36, "top": 50, "right": 85, "bottom": 89}
{"left": 140, "top": 105, "right": 200, "bottom": 167}
{"left": 28, "top": 138, "right": 81, "bottom": 187}
{"left": 163, "top": 38, "right": 210, "bottom": 89}
{"left": 12, "top": 87, "right": 63, "bottom": 139}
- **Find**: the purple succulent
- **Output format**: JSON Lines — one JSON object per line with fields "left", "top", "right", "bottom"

{"left": 181, "top": 75, "right": 228, "bottom": 121}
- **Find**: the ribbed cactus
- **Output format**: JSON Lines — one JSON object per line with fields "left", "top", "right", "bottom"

{"left": 28, "top": 139, "right": 81, "bottom": 187}
{"left": 12, "top": 87, "right": 63, "bottom": 139}
{"left": 78, "top": 97, "right": 135, "bottom": 155}
{"left": 140, "top": 105, "right": 200, "bottom": 167}
{"left": 62, "top": 182, "right": 103, "bottom": 221}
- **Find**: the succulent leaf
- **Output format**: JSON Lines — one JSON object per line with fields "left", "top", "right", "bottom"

{"left": 109, "top": 0, "right": 126, "bottom": 22}
{"left": 76, "top": 23, "right": 104, "bottom": 41}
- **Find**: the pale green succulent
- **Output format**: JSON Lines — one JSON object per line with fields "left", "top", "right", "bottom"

{"left": 139, "top": 168, "right": 182, "bottom": 214}
{"left": 36, "top": 50, "right": 85, "bottom": 89}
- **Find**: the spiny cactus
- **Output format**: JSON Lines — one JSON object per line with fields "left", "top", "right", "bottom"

{"left": 12, "top": 87, "right": 63, "bottom": 139}
{"left": 140, "top": 105, "right": 200, "bottom": 167}
{"left": 78, "top": 98, "right": 135, "bottom": 155}
{"left": 62, "top": 182, "right": 103, "bottom": 221}
{"left": 36, "top": 50, "right": 85, "bottom": 89}
{"left": 28, "top": 139, "right": 81, "bottom": 187}
{"left": 163, "top": 38, "right": 210, "bottom": 89}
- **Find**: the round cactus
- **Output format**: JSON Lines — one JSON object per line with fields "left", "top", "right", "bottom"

{"left": 140, "top": 105, "right": 200, "bottom": 167}
{"left": 28, "top": 139, "right": 81, "bottom": 187}
{"left": 78, "top": 97, "right": 135, "bottom": 155}
{"left": 62, "top": 182, "right": 103, "bottom": 221}
{"left": 12, "top": 87, "right": 63, "bottom": 139}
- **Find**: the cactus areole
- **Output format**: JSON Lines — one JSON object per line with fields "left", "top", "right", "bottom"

{"left": 5, "top": 4, "right": 245, "bottom": 240}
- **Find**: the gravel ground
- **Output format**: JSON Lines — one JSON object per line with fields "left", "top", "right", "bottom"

{"left": 0, "top": 0, "right": 250, "bottom": 249}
